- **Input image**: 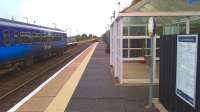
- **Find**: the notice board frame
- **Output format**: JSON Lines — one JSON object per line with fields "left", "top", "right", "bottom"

{"left": 176, "top": 34, "right": 198, "bottom": 108}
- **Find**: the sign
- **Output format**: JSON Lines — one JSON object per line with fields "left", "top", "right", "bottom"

{"left": 176, "top": 35, "right": 198, "bottom": 108}
{"left": 148, "top": 17, "right": 156, "bottom": 37}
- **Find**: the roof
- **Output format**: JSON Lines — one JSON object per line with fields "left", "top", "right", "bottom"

{"left": 115, "top": 0, "right": 200, "bottom": 25}
{"left": 0, "top": 18, "right": 65, "bottom": 33}
{"left": 120, "top": 0, "right": 142, "bottom": 13}
{"left": 121, "top": 0, "right": 200, "bottom": 13}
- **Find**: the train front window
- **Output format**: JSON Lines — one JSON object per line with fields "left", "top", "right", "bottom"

{"left": 3, "top": 31, "right": 11, "bottom": 45}
{"left": 14, "top": 32, "right": 21, "bottom": 44}
{"left": 21, "top": 32, "right": 31, "bottom": 43}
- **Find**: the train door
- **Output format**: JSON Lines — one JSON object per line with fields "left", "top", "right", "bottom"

{"left": 14, "top": 31, "right": 21, "bottom": 45}
{"left": 0, "top": 30, "right": 3, "bottom": 46}
{"left": 2, "top": 30, "right": 11, "bottom": 46}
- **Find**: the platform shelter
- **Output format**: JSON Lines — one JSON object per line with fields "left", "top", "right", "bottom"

{"left": 110, "top": 0, "right": 200, "bottom": 84}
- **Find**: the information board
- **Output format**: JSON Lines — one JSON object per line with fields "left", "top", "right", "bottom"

{"left": 176, "top": 35, "right": 198, "bottom": 108}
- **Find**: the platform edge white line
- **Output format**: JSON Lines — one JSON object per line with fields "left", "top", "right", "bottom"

{"left": 7, "top": 44, "right": 93, "bottom": 112}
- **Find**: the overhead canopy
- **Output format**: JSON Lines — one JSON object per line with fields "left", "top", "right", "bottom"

{"left": 111, "top": 0, "right": 200, "bottom": 35}
{"left": 122, "top": 0, "right": 200, "bottom": 13}
{"left": 118, "top": 0, "right": 200, "bottom": 26}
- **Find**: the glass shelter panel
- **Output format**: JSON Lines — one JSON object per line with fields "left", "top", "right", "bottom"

{"left": 130, "top": 39, "right": 145, "bottom": 48}
{"left": 109, "top": 0, "right": 200, "bottom": 84}
{"left": 123, "top": 27, "right": 128, "bottom": 36}
{"left": 123, "top": 39, "right": 128, "bottom": 48}
{"left": 129, "top": 26, "right": 146, "bottom": 36}
{"left": 190, "top": 19, "right": 200, "bottom": 34}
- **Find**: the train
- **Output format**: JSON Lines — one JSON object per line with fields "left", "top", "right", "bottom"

{"left": 67, "top": 37, "right": 78, "bottom": 47}
{"left": 0, "top": 18, "right": 67, "bottom": 70}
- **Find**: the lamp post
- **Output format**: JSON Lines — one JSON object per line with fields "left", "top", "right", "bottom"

{"left": 113, "top": 10, "right": 116, "bottom": 18}
{"left": 52, "top": 23, "right": 57, "bottom": 29}
{"left": 105, "top": 27, "right": 108, "bottom": 31}
{"left": 110, "top": 16, "right": 113, "bottom": 24}
{"left": 65, "top": 27, "right": 72, "bottom": 38}
{"left": 117, "top": 2, "right": 121, "bottom": 12}
{"left": 33, "top": 20, "right": 36, "bottom": 24}
{"left": 146, "top": 17, "right": 156, "bottom": 108}
{"left": 11, "top": 16, "right": 15, "bottom": 21}
{"left": 68, "top": 27, "right": 72, "bottom": 38}
{"left": 23, "top": 17, "right": 28, "bottom": 23}
{"left": 106, "top": 24, "right": 110, "bottom": 31}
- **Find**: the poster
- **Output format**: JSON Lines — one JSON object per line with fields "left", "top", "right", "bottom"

{"left": 176, "top": 35, "right": 198, "bottom": 108}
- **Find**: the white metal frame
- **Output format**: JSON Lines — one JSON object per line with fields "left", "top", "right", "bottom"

{"left": 110, "top": 10, "right": 200, "bottom": 84}
{"left": 111, "top": 18, "right": 158, "bottom": 83}
{"left": 119, "top": 11, "right": 200, "bottom": 17}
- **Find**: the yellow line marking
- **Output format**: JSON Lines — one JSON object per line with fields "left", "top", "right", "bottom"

{"left": 45, "top": 42, "right": 98, "bottom": 112}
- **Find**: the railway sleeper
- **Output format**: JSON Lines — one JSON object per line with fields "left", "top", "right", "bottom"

{"left": 24, "top": 57, "right": 34, "bottom": 66}
{"left": 0, "top": 60, "right": 24, "bottom": 75}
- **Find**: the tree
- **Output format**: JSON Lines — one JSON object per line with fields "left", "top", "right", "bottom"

{"left": 89, "top": 34, "right": 93, "bottom": 38}
{"left": 81, "top": 33, "right": 87, "bottom": 38}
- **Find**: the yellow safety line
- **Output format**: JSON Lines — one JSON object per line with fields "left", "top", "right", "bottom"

{"left": 45, "top": 42, "right": 98, "bottom": 112}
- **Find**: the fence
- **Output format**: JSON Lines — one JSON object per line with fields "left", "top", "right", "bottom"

{"left": 159, "top": 34, "right": 200, "bottom": 112}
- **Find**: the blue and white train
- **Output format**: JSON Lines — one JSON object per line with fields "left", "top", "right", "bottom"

{"left": 0, "top": 18, "right": 67, "bottom": 69}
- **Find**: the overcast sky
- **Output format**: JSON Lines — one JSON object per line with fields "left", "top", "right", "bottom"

{"left": 0, "top": 0, "right": 132, "bottom": 36}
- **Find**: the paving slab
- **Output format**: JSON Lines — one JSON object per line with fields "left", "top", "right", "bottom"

{"left": 66, "top": 42, "right": 158, "bottom": 112}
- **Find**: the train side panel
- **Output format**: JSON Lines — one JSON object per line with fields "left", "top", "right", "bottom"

{"left": 0, "top": 26, "right": 31, "bottom": 65}
{"left": 0, "top": 25, "right": 66, "bottom": 67}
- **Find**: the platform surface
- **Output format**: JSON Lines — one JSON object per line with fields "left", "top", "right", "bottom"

{"left": 66, "top": 42, "right": 158, "bottom": 112}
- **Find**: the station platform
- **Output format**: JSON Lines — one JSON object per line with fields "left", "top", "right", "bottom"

{"left": 9, "top": 42, "right": 98, "bottom": 112}
{"left": 66, "top": 42, "right": 158, "bottom": 112}
{"left": 9, "top": 42, "right": 158, "bottom": 112}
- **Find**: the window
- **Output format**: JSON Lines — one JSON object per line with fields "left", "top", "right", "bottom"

{"left": 146, "top": 49, "right": 151, "bottom": 55}
{"left": 21, "top": 32, "right": 31, "bottom": 43}
{"left": 130, "top": 50, "right": 143, "bottom": 57}
{"left": 32, "top": 33, "right": 41, "bottom": 42}
{"left": 123, "top": 50, "right": 128, "bottom": 58}
{"left": 123, "top": 27, "right": 128, "bottom": 36}
{"left": 147, "top": 39, "right": 151, "bottom": 48}
{"left": 61, "top": 34, "right": 65, "bottom": 39}
{"left": 190, "top": 19, "right": 200, "bottom": 34}
{"left": 53, "top": 34, "right": 62, "bottom": 41}
{"left": 123, "top": 39, "right": 128, "bottom": 48}
{"left": 40, "top": 33, "right": 47, "bottom": 42}
{"left": 3, "top": 31, "right": 11, "bottom": 45}
{"left": 156, "top": 39, "right": 160, "bottom": 48}
{"left": 157, "top": 26, "right": 163, "bottom": 35}
{"left": 52, "top": 34, "right": 56, "bottom": 41}
{"left": 130, "top": 39, "right": 145, "bottom": 48}
{"left": 129, "top": 26, "right": 145, "bottom": 36}
{"left": 46, "top": 33, "right": 52, "bottom": 41}
{"left": 14, "top": 32, "right": 21, "bottom": 44}
{"left": 179, "top": 23, "right": 186, "bottom": 34}
{"left": 51, "top": 33, "right": 56, "bottom": 41}
{"left": 51, "top": 34, "right": 55, "bottom": 41}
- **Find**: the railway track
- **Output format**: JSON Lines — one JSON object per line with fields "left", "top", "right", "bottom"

{"left": 0, "top": 41, "right": 93, "bottom": 111}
